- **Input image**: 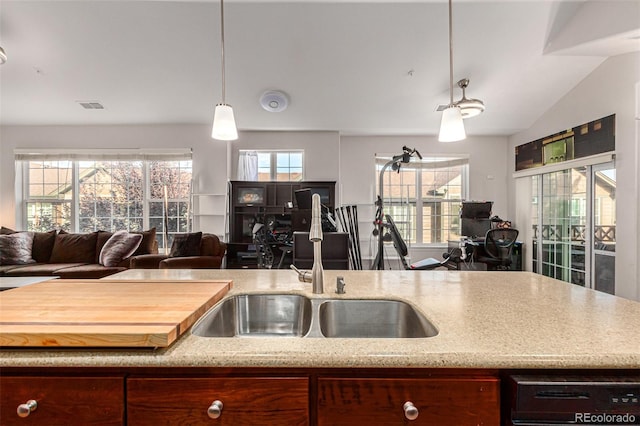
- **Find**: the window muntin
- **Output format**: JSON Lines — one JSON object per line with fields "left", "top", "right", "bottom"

{"left": 376, "top": 155, "right": 468, "bottom": 244}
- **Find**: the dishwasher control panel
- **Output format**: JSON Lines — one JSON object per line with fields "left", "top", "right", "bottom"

{"left": 507, "top": 375, "right": 640, "bottom": 425}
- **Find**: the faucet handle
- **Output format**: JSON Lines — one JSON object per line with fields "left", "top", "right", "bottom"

{"left": 290, "top": 264, "right": 312, "bottom": 283}
{"left": 336, "top": 276, "right": 346, "bottom": 294}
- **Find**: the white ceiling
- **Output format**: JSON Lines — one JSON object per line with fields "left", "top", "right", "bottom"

{"left": 1, "top": 0, "right": 639, "bottom": 136}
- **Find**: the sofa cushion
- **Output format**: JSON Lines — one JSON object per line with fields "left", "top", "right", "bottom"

{"left": 99, "top": 230, "right": 143, "bottom": 267}
{"left": 168, "top": 232, "right": 202, "bottom": 257}
{"left": 3, "top": 263, "right": 87, "bottom": 277}
{"left": 31, "top": 230, "right": 58, "bottom": 263}
{"left": 0, "top": 232, "right": 36, "bottom": 265}
{"left": 49, "top": 232, "right": 98, "bottom": 263}
{"left": 0, "top": 264, "right": 34, "bottom": 276}
{"left": 132, "top": 228, "right": 157, "bottom": 256}
{"left": 55, "top": 264, "right": 127, "bottom": 279}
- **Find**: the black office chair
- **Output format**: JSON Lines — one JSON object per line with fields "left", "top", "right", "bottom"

{"left": 476, "top": 228, "right": 519, "bottom": 270}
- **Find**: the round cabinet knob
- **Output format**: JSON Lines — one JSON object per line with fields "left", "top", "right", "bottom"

{"left": 403, "top": 401, "right": 419, "bottom": 421}
{"left": 207, "top": 400, "right": 224, "bottom": 419}
{"left": 17, "top": 400, "right": 38, "bottom": 418}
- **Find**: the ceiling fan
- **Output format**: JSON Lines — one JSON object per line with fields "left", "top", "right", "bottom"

{"left": 436, "top": 78, "right": 485, "bottom": 119}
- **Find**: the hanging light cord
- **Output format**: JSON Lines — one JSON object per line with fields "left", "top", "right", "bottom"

{"left": 447, "top": 0, "right": 454, "bottom": 107}
{"left": 220, "top": 0, "right": 227, "bottom": 104}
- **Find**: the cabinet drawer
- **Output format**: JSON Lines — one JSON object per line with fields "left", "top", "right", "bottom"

{"left": 0, "top": 376, "right": 124, "bottom": 426}
{"left": 127, "top": 377, "right": 309, "bottom": 425}
{"left": 317, "top": 377, "right": 499, "bottom": 425}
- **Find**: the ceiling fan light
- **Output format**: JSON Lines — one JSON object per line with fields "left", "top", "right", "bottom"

{"left": 439, "top": 106, "right": 466, "bottom": 142}
{"left": 212, "top": 104, "right": 238, "bottom": 141}
{"left": 454, "top": 97, "right": 485, "bottom": 118}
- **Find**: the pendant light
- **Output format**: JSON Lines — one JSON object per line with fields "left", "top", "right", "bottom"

{"left": 438, "top": 0, "right": 466, "bottom": 143}
{"left": 211, "top": 0, "right": 238, "bottom": 141}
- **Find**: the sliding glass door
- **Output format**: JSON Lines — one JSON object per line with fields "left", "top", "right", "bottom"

{"left": 532, "top": 162, "right": 615, "bottom": 293}
{"left": 591, "top": 164, "right": 616, "bottom": 293}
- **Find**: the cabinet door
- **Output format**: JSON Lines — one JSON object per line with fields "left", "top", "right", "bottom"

{"left": 0, "top": 376, "right": 124, "bottom": 426}
{"left": 127, "top": 377, "right": 309, "bottom": 425}
{"left": 317, "top": 377, "right": 499, "bottom": 425}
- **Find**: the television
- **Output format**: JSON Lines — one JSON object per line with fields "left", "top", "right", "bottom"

{"left": 235, "top": 186, "right": 266, "bottom": 206}
{"left": 460, "top": 201, "right": 493, "bottom": 219}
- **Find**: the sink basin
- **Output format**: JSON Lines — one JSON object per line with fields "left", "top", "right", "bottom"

{"left": 191, "top": 294, "right": 312, "bottom": 337}
{"left": 318, "top": 299, "right": 438, "bottom": 338}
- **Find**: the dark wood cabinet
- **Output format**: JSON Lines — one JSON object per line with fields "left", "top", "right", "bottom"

{"left": 127, "top": 377, "right": 309, "bottom": 425}
{"left": 317, "top": 377, "right": 500, "bottom": 425}
{"left": 1, "top": 369, "right": 502, "bottom": 425}
{"left": 229, "top": 181, "right": 336, "bottom": 244}
{"left": 0, "top": 376, "right": 124, "bottom": 425}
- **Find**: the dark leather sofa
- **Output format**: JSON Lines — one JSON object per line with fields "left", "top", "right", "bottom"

{"left": 0, "top": 227, "right": 158, "bottom": 279}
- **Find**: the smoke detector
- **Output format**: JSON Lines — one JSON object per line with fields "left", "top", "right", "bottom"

{"left": 260, "top": 90, "right": 289, "bottom": 112}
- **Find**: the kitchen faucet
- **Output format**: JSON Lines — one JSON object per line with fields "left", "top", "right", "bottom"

{"left": 290, "top": 193, "right": 324, "bottom": 293}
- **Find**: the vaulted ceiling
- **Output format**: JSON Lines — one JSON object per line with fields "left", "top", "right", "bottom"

{"left": 1, "top": 0, "right": 638, "bottom": 136}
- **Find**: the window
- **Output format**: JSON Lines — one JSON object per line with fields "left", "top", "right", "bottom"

{"left": 239, "top": 150, "right": 303, "bottom": 181}
{"left": 17, "top": 150, "right": 192, "bottom": 250}
{"left": 376, "top": 155, "right": 468, "bottom": 244}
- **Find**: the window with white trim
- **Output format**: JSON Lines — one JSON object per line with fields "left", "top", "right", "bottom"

{"left": 376, "top": 155, "right": 468, "bottom": 244}
{"left": 238, "top": 150, "right": 303, "bottom": 181}
{"left": 17, "top": 149, "right": 192, "bottom": 250}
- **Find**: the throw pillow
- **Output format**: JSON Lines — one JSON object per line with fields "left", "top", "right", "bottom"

{"left": 0, "top": 227, "right": 58, "bottom": 263}
{"left": 168, "top": 232, "right": 202, "bottom": 258}
{"left": 99, "top": 230, "right": 143, "bottom": 267}
{"left": 0, "top": 232, "right": 36, "bottom": 265}
{"left": 132, "top": 228, "right": 157, "bottom": 256}
{"left": 49, "top": 232, "right": 98, "bottom": 264}
{"left": 31, "top": 230, "right": 58, "bottom": 263}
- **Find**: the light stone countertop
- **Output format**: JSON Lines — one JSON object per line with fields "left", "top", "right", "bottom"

{"left": 1, "top": 269, "right": 639, "bottom": 369}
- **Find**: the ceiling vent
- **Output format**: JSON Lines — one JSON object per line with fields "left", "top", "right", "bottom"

{"left": 260, "top": 91, "right": 289, "bottom": 113}
{"left": 77, "top": 101, "right": 104, "bottom": 110}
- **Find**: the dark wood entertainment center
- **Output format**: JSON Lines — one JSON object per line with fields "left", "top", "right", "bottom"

{"left": 227, "top": 181, "right": 336, "bottom": 269}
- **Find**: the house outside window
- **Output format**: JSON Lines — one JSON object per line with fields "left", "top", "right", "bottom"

{"left": 238, "top": 150, "right": 303, "bottom": 181}
{"left": 17, "top": 150, "right": 192, "bottom": 250}
{"left": 376, "top": 155, "right": 468, "bottom": 245}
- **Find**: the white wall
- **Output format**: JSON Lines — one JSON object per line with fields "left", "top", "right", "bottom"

{"left": 508, "top": 52, "right": 640, "bottom": 301}
{"left": 341, "top": 134, "right": 510, "bottom": 262}
{"left": 229, "top": 131, "right": 340, "bottom": 183}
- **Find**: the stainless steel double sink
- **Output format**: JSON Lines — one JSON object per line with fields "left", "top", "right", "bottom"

{"left": 191, "top": 294, "right": 438, "bottom": 338}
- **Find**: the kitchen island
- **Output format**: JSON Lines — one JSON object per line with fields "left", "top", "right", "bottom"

{"left": 1, "top": 270, "right": 638, "bottom": 425}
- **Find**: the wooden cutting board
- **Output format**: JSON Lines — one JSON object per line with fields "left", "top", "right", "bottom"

{"left": 0, "top": 279, "right": 232, "bottom": 348}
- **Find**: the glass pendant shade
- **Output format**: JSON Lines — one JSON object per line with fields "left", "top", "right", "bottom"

{"left": 438, "top": 106, "right": 466, "bottom": 142}
{"left": 211, "top": 104, "right": 238, "bottom": 141}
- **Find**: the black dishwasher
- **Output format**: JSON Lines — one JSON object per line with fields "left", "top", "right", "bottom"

{"left": 507, "top": 375, "right": 640, "bottom": 425}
